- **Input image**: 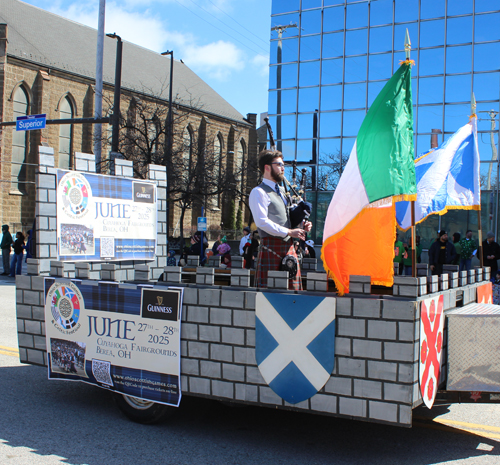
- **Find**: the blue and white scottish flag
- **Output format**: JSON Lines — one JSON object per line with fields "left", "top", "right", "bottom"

{"left": 255, "top": 293, "right": 336, "bottom": 404}
{"left": 396, "top": 117, "right": 480, "bottom": 231}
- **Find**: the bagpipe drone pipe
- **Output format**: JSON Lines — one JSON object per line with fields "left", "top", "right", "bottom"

{"left": 263, "top": 117, "right": 312, "bottom": 228}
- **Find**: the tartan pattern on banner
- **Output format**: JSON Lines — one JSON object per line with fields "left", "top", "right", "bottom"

{"left": 57, "top": 170, "right": 133, "bottom": 200}
{"left": 91, "top": 175, "right": 133, "bottom": 200}
{"left": 255, "top": 237, "right": 302, "bottom": 291}
{"left": 45, "top": 279, "right": 153, "bottom": 315}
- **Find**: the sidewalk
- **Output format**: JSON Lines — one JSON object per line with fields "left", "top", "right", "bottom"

{"left": 0, "top": 258, "right": 28, "bottom": 286}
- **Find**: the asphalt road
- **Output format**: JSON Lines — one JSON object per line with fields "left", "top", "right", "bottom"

{"left": 1, "top": 277, "right": 500, "bottom": 465}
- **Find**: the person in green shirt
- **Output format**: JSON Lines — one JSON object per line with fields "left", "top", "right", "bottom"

{"left": 452, "top": 232, "right": 461, "bottom": 265}
{"left": 394, "top": 233, "right": 404, "bottom": 275}
{"left": 403, "top": 236, "right": 423, "bottom": 276}
{"left": 458, "top": 229, "right": 478, "bottom": 272}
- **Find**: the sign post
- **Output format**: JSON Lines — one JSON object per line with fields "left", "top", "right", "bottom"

{"left": 198, "top": 211, "right": 207, "bottom": 265}
{"left": 197, "top": 216, "right": 207, "bottom": 232}
{"left": 16, "top": 114, "right": 46, "bottom": 131}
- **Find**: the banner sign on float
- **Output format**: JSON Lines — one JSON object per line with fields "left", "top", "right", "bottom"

{"left": 56, "top": 169, "right": 157, "bottom": 261}
{"left": 419, "top": 295, "right": 445, "bottom": 409}
{"left": 44, "top": 279, "right": 183, "bottom": 407}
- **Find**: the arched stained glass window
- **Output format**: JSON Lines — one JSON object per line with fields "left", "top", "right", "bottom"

{"left": 11, "top": 86, "right": 28, "bottom": 191}
{"left": 58, "top": 97, "right": 73, "bottom": 169}
{"left": 212, "top": 133, "right": 224, "bottom": 209}
{"left": 236, "top": 139, "right": 246, "bottom": 189}
{"left": 183, "top": 126, "right": 193, "bottom": 167}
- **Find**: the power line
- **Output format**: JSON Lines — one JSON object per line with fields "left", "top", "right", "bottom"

{"left": 186, "top": 0, "right": 269, "bottom": 54}
{"left": 172, "top": 0, "right": 268, "bottom": 57}
{"left": 203, "top": 0, "right": 270, "bottom": 48}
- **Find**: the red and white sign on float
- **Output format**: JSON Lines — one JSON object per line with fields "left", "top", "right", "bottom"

{"left": 419, "top": 295, "right": 445, "bottom": 409}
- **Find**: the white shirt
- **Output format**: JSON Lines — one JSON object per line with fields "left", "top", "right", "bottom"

{"left": 249, "top": 178, "right": 289, "bottom": 238}
{"left": 239, "top": 234, "right": 251, "bottom": 255}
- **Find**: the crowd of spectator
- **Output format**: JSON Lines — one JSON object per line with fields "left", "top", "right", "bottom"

{"left": 168, "top": 226, "right": 316, "bottom": 271}
{"left": 1, "top": 224, "right": 33, "bottom": 277}
{"left": 395, "top": 229, "right": 500, "bottom": 297}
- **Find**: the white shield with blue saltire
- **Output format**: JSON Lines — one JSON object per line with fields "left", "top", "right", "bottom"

{"left": 255, "top": 293, "right": 336, "bottom": 404}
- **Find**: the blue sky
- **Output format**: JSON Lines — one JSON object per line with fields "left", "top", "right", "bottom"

{"left": 21, "top": 0, "right": 272, "bottom": 119}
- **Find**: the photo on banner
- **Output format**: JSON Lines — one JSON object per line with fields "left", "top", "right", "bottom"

{"left": 44, "top": 279, "right": 183, "bottom": 407}
{"left": 56, "top": 170, "right": 157, "bottom": 262}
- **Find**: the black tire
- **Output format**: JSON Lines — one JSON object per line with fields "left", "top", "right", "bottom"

{"left": 113, "top": 393, "right": 174, "bottom": 424}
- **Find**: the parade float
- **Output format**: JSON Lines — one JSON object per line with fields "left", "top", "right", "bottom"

{"left": 15, "top": 34, "right": 500, "bottom": 426}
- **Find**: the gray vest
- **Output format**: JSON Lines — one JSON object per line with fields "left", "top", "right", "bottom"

{"left": 256, "top": 182, "right": 291, "bottom": 239}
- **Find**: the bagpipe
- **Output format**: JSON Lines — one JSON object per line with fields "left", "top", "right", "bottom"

{"left": 263, "top": 117, "right": 312, "bottom": 228}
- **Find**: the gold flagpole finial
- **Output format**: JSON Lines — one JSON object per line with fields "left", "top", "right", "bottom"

{"left": 471, "top": 92, "right": 477, "bottom": 118}
{"left": 405, "top": 29, "right": 411, "bottom": 60}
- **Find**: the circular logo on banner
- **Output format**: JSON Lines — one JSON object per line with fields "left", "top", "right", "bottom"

{"left": 59, "top": 172, "right": 92, "bottom": 219}
{"left": 47, "top": 282, "right": 84, "bottom": 333}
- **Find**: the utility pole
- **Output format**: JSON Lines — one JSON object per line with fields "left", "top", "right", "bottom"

{"left": 478, "top": 109, "right": 500, "bottom": 235}
{"left": 94, "top": 0, "right": 105, "bottom": 172}
{"left": 161, "top": 50, "right": 174, "bottom": 239}
{"left": 106, "top": 33, "right": 122, "bottom": 154}
{"left": 485, "top": 110, "right": 499, "bottom": 191}
{"left": 271, "top": 23, "right": 298, "bottom": 152}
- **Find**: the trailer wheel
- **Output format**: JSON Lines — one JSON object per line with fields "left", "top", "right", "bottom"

{"left": 113, "top": 393, "right": 173, "bottom": 424}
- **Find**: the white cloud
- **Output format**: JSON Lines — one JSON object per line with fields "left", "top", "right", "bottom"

{"left": 43, "top": 0, "right": 249, "bottom": 81}
{"left": 104, "top": 6, "right": 168, "bottom": 51}
{"left": 182, "top": 40, "right": 244, "bottom": 80}
{"left": 252, "top": 54, "right": 269, "bottom": 77}
{"left": 47, "top": 2, "right": 167, "bottom": 52}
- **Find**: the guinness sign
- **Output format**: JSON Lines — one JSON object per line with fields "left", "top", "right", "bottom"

{"left": 141, "top": 289, "right": 180, "bottom": 321}
{"left": 133, "top": 182, "right": 155, "bottom": 203}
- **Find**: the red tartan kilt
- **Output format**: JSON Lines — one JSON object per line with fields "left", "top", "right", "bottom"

{"left": 255, "top": 237, "right": 302, "bottom": 291}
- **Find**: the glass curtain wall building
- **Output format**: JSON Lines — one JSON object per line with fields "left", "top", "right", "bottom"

{"left": 269, "top": 0, "right": 500, "bottom": 247}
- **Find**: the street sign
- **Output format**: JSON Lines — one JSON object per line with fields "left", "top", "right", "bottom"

{"left": 16, "top": 114, "right": 46, "bottom": 131}
{"left": 197, "top": 217, "right": 207, "bottom": 231}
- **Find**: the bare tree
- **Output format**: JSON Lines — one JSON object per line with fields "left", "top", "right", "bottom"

{"left": 224, "top": 148, "right": 260, "bottom": 220}
{"left": 101, "top": 88, "right": 252, "bottom": 239}
{"left": 317, "top": 149, "right": 349, "bottom": 191}
{"left": 170, "top": 130, "right": 238, "bottom": 238}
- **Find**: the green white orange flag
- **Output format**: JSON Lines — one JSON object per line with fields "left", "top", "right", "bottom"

{"left": 321, "top": 61, "right": 417, "bottom": 295}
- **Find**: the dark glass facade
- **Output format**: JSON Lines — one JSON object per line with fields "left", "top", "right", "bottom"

{"left": 269, "top": 0, "right": 500, "bottom": 243}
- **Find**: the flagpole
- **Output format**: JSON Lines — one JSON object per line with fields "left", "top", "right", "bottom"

{"left": 478, "top": 212, "right": 484, "bottom": 267}
{"left": 411, "top": 201, "right": 416, "bottom": 277}
{"left": 471, "top": 93, "right": 484, "bottom": 268}
{"left": 404, "top": 29, "right": 418, "bottom": 278}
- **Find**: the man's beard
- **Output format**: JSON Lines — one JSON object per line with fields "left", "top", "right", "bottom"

{"left": 271, "top": 169, "right": 284, "bottom": 183}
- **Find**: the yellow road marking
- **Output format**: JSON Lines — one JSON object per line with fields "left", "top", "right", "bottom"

{"left": 0, "top": 345, "right": 19, "bottom": 352}
{"left": 0, "top": 349, "right": 19, "bottom": 357}
{"left": 414, "top": 421, "right": 500, "bottom": 440}
{"left": 414, "top": 416, "right": 500, "bottom": 439}
{"left": 431, "top": 418, "right": 500, "bottom": 433}
{"left": 0, "top": 345, "right": 19, "bottom": 357}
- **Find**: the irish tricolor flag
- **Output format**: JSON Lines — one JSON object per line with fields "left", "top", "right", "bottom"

{"left": 321, "top": 62, "right": 417, "bottom": 295}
